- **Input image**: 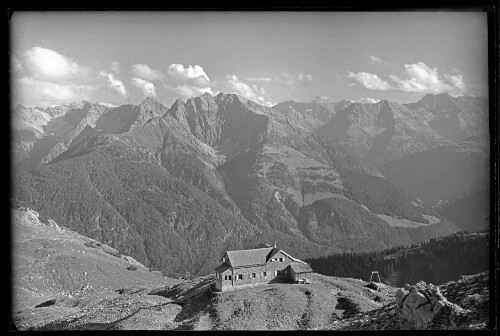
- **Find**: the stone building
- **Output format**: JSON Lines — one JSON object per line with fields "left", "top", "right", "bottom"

{"left": 214, "top": 241, "right": 313, "bottom": 292}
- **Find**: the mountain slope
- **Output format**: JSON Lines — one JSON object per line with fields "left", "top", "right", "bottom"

{"left": 14, "top": 101, "right": 111, "bottom": 172}
{"left": 316, "top": 94, "right": 488, "bottom": 165}
{"left": 272, "top": 97, "right": 352, "bottom": 131}
{"left": 12, "top": 133, "right": 269, "bottom": 277}
{"left": 438, "top": 188, "right": 490, "bottom": 232}
{"left": 404, "top": 93, "right": 488, "bottom": 141}
{"left": 316, "top": 100, "right": 448, "bottom": 164}
{"left": 12, "top": 206, "right": 179, "bottom": 311}
{"left": 12, "top": 93, "right": 461, "bottom": 278}
{"left": 377, "top": 134, "right": 490, "bottom": 208}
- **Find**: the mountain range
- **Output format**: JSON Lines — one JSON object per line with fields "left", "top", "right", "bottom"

{"left": 11, "top": 92, "right": 489, "bottom": 277}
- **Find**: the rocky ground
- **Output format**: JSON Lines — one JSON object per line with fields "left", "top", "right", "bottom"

{"left": 338, "top": 272, "right": 490, "bottom": 330}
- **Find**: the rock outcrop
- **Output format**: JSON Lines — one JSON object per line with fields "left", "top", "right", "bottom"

{"left": 395, "top": 281, "right": 465, "bottom": 329}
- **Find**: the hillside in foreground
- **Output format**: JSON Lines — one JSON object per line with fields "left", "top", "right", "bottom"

{"left": 13, "top": 271, "right": 489, "bottom": 331}
{"left": 12, "top": 207, "right": 180, "bottom": 312}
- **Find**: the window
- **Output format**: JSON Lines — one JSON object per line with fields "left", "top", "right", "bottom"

{"left": 224, "top": 275, "right": 232, "bottom": 280}
{"left": 238, "top": 274, "right": 243, "bottom": 280}
{"left": 274, "top": 270, "right": 278, "bottom": 276}
{"left": 279, "top": 258, "right": 284, "bottom": 262}
{"left": 251, "top": 273, "right": 256, "bottom": 278}
{"left": 262, "top": 272, "right": 267, "bottom": 277}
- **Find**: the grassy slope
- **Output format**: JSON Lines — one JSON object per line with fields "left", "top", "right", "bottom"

{"left": 12, "top": 207, "right": 180, "bottom": 312}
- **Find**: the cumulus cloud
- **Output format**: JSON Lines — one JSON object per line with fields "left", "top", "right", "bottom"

{"left": 132, "top": 63, "right": 165, "bottom": 81}
{"left": 388, "top": 62, "right": 465, "bottom": 94}
{"left": 348, "top": 71, "right": 394, "bottom": 91}
{"left": 12, "top": 46, "right": 95, "bottom": 106}
{"left": 348, "top": 62, "right": 467, "bottom": 95}
{"left": 163, "top": 63, "right": 214, "bottom": 99}
{"left": 21, "top": 46, "right": 90, "bottom": 81}
{"left": 131, "top": 77, "right": 156, "bottom": 97}
{"left": 355, "top": 97, "right": 381, "bottom": 104}
{"left": 99, "top": 71, "right": 127, "bottom": 96}
{"left": 226, "top": 75, "right": 258, "bottom": 100}
{"left": 225, "top": 75, "right": 272, "bottom": 106}
{"left": 167, "top": 64, "right": 210, "bottom": 86}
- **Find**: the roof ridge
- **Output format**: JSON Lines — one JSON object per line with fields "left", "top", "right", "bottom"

{"left": 227, "top": 247, "right": 273, "bottom": 253}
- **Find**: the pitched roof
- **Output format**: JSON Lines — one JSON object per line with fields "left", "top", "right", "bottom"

{"left": 268, "top": 249, "right": 308, "bottom": 264}
{"left": 214, "top": 263, "right": 232, "bottom": 273}
{"left": 290, "top": 262, "right": 313, "bottom": 274}
{"left": 225, "top": 247, "right": 274, "bottom": 267}
{"left": 267, "top": 248, "right": 281, "bottom": 260}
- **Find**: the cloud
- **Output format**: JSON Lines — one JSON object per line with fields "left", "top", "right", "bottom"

{"left": 226, "top": 74, "right": 258, "bottom": 100}
{"left": 389, "top": 62, "right": 465, "bottom": 94}
{"left": 368, "top": 55, "right": 393, "bottom": 68}
{"left": 99, "top": 71, "right": 127, "bottom": 96}
{"left": 20, "top": 46, "right": 90, "bottom": 82}
{"left": 99, "top": 102, "right": 118, "bottom": 108}
{"left": 279, "top": 71, "right": 313, "bottom": 86}
{"left": 167, "top": 64, "right": 210, "bottom": 86}
{"left": 132, "top": 63, "right": 165, "bottom": 81}
{"left": 131, "top": 77, "right": 156, "bottom": 97}
{"left": 280, "top": 71, "right": 297, "bottom": 86}
{"left": 257, "top": 96, "right": 273, "bottom": 107}
{"left": 163, "top": 63, "right": 214, "bottom": 99}
{"left": 243, "top": 77, "right": 274, "bottom": 82}
{"left": 348, "top": 62, "right": 467, "bottom": 95}
{"left": 111, "top": 61, "right": 121, "bottom": 74}
{"left": 12, "top": 46, "right": 94, "bottom": 106}
{"left": 14, "top": 76, "right": 94, "bottom": 107}
{"left": 355, "top": 97, "right": 381, "bottom": 104}
{"left": 12, "top": 57, "right": 23, "bottom": 73}
{"left": 225, "top": 75, "right": 272, "bottom": 106}
{"left": 348, "top": 71, "right": 394, "bottom": 91}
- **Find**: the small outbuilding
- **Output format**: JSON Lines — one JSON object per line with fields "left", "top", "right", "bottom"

{"left": 289, "top": 262, "right": 313, "bottom": 284}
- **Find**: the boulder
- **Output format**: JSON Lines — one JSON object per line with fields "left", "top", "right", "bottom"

{"left": 395, "top": 281, "right": 464, "bottom": 329}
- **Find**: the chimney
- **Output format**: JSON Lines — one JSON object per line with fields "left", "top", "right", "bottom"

{"left": 273, "top": 239, "right": 277, "bottom": 249}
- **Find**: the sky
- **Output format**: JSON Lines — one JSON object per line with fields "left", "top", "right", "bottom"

{"left": 10, "top": 11, "right": 488, "bottom": 108}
